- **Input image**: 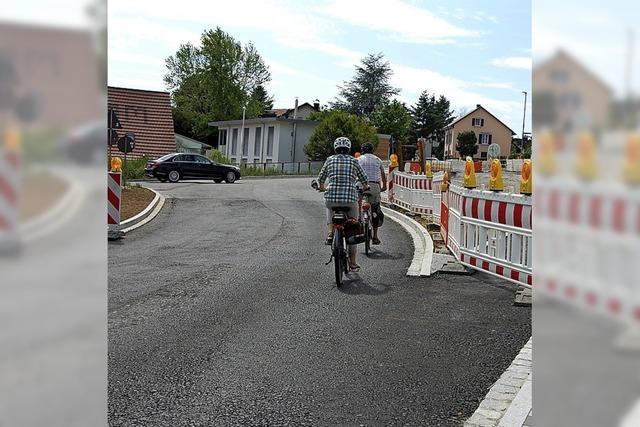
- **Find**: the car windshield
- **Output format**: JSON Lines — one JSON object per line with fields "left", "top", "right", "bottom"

{"left": 156, "top": 154, "right": 176, "bottom": 162}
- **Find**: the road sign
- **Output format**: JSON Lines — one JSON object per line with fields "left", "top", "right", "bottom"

{"left": 488, "top": 143, "right": 501, "bottom": 159}
{"left": 109, "top": 129, "right": 119, "bottom": 146}
{"left": 108, "top": 108, "right": 122, "bottom": 129}
{"left": 117, "top": 133, "right": 135, "bottom": 154}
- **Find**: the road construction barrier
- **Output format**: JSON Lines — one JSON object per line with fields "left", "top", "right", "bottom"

{"left": 536, "top": 177, "right": 640, "bottom": 323}
{"left": 0, "top": 145, "right": 20, "bottom": 251}
{"left": 384, "top": 170, "right": 532, "bottom": 288}
{"left": 444, "top": 184, "right": 532, "bottom": 287}
{"left": 108, "top": 171, "right": 121, "bottom": 226}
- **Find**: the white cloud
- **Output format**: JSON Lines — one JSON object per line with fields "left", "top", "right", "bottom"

{"left": 319, "top": 0, "right": 478, "bottom": 44}
{"left": 390, "top": 63, "right": 524, "bottom": 130}
{"left": 490, "top": 57, "right": 532, "bottom": 70}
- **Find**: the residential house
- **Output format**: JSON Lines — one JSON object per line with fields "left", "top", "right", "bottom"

{"left": 209, "top": 101, "right": 320, "bottom": 165}
{"left": 107, "top": 86, "right": 176, "bottom": 159}
{"left": 443, "top": 104, "right": 515, "bottom": 159}
{"left": 532, "top": 49, "right": 612, "bottom": 131}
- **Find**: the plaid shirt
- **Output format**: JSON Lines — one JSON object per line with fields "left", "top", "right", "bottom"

{"left": 357, "top": 153, "right": 384, "bottom": 183}
{"left": 318, "top": 154, "right": 368, "bottom": 203}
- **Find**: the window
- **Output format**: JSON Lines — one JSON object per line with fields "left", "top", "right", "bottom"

{"left": 176, "top": 154, "right": 195, "bottom": 162}
{"left": 266, "top": 126, "right": 274, "bottom": 157}
{"left": 480, "top": 151, "right": 487, "bottom": 159}
{"left": 194, "top": 155, "right": 210, "bottom": 163}
{"left": 550, "top": 69, "right": 568, "bottom": 83}
{"left": 242, "top": 128, "right": 249, "bottom": 156}
{"left": 231, "top": 128, "right": 238, "bottom": 154}
{"left": 219, "top": 129, "right": 228, "bottom": 146}
{"left": 478, "top": 133, "right": 492, "bottom": 145}
{"left": 472, "top": 118, "right": 484, "bottom": 127}
{"left": 254, "top": 127, "right": 262, "bottom": 156}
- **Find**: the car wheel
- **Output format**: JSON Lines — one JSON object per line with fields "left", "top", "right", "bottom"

{"left": 225, "top": 171, "right": 236, "bottom": 183}
{"left": 214, "top": 179, "right": 223, "bottom": 183}
{"left": 168, "top": 170, "right": 181, "bottom": 183}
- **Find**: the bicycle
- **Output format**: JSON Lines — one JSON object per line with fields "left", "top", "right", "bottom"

{"left": 358, "top": 188, "right": 374, "bottom": 255}
{"left": 312, "top": 179, "right": 364, "bottom": 287}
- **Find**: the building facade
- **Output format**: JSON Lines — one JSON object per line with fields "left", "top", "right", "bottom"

{"left": 107, "top": 86, "right": 176, "bottom": 159}
{"left": 209, "top": 102, "right": 320, "bottom": 165}
{"left": 443, "top": 104, "right": 515, "bottom": 159}
{"left": 532, "top": 49, "right": 612, "bottom": 132}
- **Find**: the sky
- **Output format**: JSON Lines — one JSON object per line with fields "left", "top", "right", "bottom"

{"left": 105, "top": 0, "right": 532, "bottom": 133}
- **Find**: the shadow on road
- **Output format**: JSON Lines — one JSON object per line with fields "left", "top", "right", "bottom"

{"left": 338, "top": 274, "right": 392, "bottom": 296}
{"left": 363, "top": 249, "right": 405, "bottom": 260}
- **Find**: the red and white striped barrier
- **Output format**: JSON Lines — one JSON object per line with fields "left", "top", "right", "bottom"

{"left": 108, "top": 172, "right": 121, "bottom": 226}
{"left": 386, "top": 171, "right": 533, "bottom": 288}
{"left": 535, "top": 178, "right": 640, "bottom": 324}
{"left": 0, "top": 146, "right": 20, "bottom": 251}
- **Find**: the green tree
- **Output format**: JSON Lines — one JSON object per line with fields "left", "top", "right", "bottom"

{"left": 250, "top": 84, "right": 274, "bottom": 113}
{"left": 456, "top": 131, "right": 478, "bottom": 158}
{"left": 371, "top": 99, "right": 412, "bottom": 144}
{"left": 410, "top": 91, "right": 455, "bottom": 159}
{"left": 164, "top": 27, "right": 271, "bottom": 146}
{"left": 331, "top": 53, "right": 400, "bottom": 118}
{"left": 304, "top": 110, "right": 378, "bottom": 160}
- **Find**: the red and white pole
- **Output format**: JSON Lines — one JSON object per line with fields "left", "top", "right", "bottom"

{"left": 0, "top": 128, "right": 21, "bottom": 253}
{"left": 108, "top": 171, "right": 121, "bottom": 229}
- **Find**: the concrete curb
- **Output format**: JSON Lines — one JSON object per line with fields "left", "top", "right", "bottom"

{"left": 19, "top": 173, "right": 86, "bottom": 243}
{"left": 381, "top": 206, "right": 433, "bottom": 277}
{"left": 118, "top": 188, "right": 166, "bottom": 234}
{"left": 464, "top": 337, "right": 532, "bottom": 427}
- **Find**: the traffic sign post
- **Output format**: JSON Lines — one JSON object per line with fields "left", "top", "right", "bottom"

{"left": 117, "top": 133, "right": 135, "bottom": 187}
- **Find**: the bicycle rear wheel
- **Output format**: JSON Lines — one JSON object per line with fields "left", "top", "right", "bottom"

{"left": 333, "top": 229, "right": 343, "bottom": 287}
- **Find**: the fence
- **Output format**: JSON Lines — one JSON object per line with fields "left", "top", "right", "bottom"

{"left": 236, "top": 161, "right": 324, "bottom": 175}
{"left": 386, "top": 170, "right": 532, "bottom": 288}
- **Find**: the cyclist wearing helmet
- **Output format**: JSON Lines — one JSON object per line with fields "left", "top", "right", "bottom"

{"left": 357, "top": 142, "right": 387, "bottom": 244}
{"left": 318, "top": 136, "right": 369, "bottom": 271}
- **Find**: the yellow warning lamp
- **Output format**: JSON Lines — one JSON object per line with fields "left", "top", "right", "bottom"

{"left": 574, "top": 131, "right": 598, "bottom": 180}
{"left": 538, "top": 130, "right": 557, "bottom": 175}
{"left": 110, "top": 156, "right": 123, "bottom": 172}
{"left": 441, "top": 170, "right": 450, "bottom": 192}
{"left": 623, "top": 134, "right": 640, "bottom": 185}
{"left": 489, "top": 159, "right": 504, "bottom": 191}
{"left": 425, "top": 161, "right": 433, "bottom": 179}
{"left": 463, "top": 156, "right": 477, "bottom": 189}
{"left": 520, "top": 159, "right": 533, "bottom": 195}
{"left": 389, "top": 153, "right": 399, "bottom": 168}
{"left": 3, "top": 127, "right": 21, "bottom": 150}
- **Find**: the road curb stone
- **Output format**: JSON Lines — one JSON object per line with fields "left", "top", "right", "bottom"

{"left": 464, "top": 337, "right": 532, "bottom": 427}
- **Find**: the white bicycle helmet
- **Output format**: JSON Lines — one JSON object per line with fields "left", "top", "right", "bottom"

{"left": 333, "top": 137, "right": 352, "bottom": 150}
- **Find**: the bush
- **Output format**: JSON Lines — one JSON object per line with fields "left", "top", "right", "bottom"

{"left": 208, "top": 149, "right": 233, "bottom": 164}
{"left": 123, "top": 156, "right": 149, "bottom": 181}
{"left": 304, "top": 110, "right": 378, "bottom": 160}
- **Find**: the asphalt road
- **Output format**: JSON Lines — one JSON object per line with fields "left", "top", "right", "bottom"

{"left": 108, "top": 177, "right": 531, "bottom": 426}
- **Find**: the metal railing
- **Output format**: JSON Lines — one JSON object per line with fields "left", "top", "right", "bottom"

{"left": 235, "top": 161, "right": 325, "bottom": 175}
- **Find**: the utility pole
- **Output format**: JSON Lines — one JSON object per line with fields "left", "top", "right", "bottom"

{"left": 521, "top": 91, "right": 528, "bottom": 153}
{"left": 240, "top": 105, "right": 246, "bottom": 166}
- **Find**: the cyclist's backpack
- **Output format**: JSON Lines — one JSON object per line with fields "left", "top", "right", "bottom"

{"left": 343, "top": 218, "right": 363, "bottom": 238}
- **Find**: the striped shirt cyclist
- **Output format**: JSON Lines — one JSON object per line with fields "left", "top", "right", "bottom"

{"left": 317, "top": 154, "right": 368, "bottom": 203}
{"left": 357, "top": 152, "right": 384, "bottom": 183}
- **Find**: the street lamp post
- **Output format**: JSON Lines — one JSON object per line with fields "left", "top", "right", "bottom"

{"left": 521, "top": 91, "right": 528, "bottom": 153}
{"left": 240, "top": 106, "right": 246, "bottom": 165}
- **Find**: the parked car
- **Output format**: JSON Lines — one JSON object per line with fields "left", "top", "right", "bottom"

{"left": 58, "top": 120, "right": 105, "bottom": 164}
{"left": 145, "top": 153, "right": 241, "bottom": 183}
